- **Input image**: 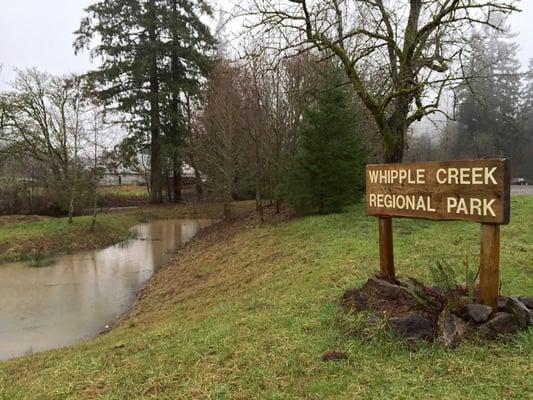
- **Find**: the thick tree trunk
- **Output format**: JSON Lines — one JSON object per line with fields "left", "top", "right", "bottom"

{"left": 169, "top": 0, "right": 183, "bottom": 204}
{"left": 148, "top": 2, "right": 163, "bottom": 204}
{"left": 382, "top": 100, "right": 409, "bottom": 163}
{"left": 149, "top": 94, "right": 163, "bottom": 203}
{"left": 382, "top": 123, "right": 405, "bottom": 163}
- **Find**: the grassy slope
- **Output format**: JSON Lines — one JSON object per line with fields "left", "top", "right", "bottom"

{"left": 0, "top": 198, "right": 532, "bottom": 399}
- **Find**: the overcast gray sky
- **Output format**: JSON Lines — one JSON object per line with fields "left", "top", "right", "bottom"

{"left": 1, "top": 0, "right": 532, "bottom": 87}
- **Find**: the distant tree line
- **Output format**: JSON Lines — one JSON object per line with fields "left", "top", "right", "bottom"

{"left": 406, "top": 25, "right": 533, "bottom": 180}
{"left": 0, "top": 0, "right": 527, "bottom": 220}
{"left": 0, "top": 70, "right": 107, "bottom": 221}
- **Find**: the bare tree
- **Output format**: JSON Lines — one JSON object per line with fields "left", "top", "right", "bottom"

{"left": 0, "top": 69, "right": 92, "bottom": 221}
{"left": 83, "top": 105, "right": 113, "bottom": 231}
{"left": 260, "top": 53, "right": 319, "bottom": 212}
{"left": 194, "top": 62, "right": 247, "bottom": 219}
{"left": 244, "top": 0, "right": 519, "bottom": 162}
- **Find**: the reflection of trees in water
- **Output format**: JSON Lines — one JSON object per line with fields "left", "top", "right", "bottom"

{"left": 0, "top": 219, "right": 209, "bottom": 360}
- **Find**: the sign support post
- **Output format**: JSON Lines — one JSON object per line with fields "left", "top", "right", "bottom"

{"left": 378, "top": 217, "right": 395, "bottom": 279}
{"left": 479, "top": 224, "right": 501, "bottom": 309}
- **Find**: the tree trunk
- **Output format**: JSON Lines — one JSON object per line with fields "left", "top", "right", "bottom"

{"left": 256, "top": 191, "right": 264, "bottom": 222}
{"left": 194, "top": 166, "right": 203, "bottom": 202}
{"left": 382, "top": 124, "right": 405, "bottom": 163}
{"left": 91, "top": 189, "right": 98, "bottom": 232}
{"left": 165, "top": 168, "right": 172, "bottom": 203}
{"left": 169, "top": 0, "right": 183, "bottom": 204}
{"left": 148, "top": 0, "right": 163, "bottom": 204}
{"left": 223, "top": 202, "right": 232, "bottom": 220}
{"left": 173, "top": 158, "right": 182, "bottom": 203}
{"left": 382, "top": 101, "right": 409, "bottom": 163}
{"left": 68, "top": 187, "right": 75, "bottom": 224}
{"left": 149, "top": 95, "right": 163, "bottom": 203}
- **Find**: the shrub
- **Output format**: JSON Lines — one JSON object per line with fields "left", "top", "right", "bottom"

{"left": 283, "top": 62, "right": 366, "bottom": 214}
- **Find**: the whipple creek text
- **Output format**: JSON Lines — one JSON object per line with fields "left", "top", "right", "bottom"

{"left": 365, "top": 159, "right": 510, "bottom": 224}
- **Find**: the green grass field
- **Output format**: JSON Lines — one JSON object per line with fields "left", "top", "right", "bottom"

{"left": 97, "top": 185, "right": 149, "bottom": 197}
{"left": 0, "top": 197, "right": 532, "bottom": 399}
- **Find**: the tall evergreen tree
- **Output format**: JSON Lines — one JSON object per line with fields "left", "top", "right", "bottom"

{"left": 517, "top": 59, "right": 533, "bottom": 178}
{"left": 455, "top": 26, "right": 522, "bottom": 159}
{"left": 283, "top": 63, "right": 366, "bottom": 214}
{"left": 521, "top": 59, "right": 533, "bottom": 122}
{"left": 75, "top": 0, "right": 214, "bottom": 203}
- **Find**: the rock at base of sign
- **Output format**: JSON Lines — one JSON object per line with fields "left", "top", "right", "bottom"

{"left": 438, "top": 311, "right": 467, "bottom": 349}
{"left": 361, "top": 277, "right": 402, "bottom": 300}
{"left": 519, "top": 296, "right": 533, "bottom": 310}
{"left": 343, "top": 278, "right": 414, "bottom": 315}
{"left": 478, "top": 313, "right": 520, "bottom": 339}
{"left": 341, "top": 288, "right": 369, "bottom": 312}
{"left": 503, "top": 296, "right": 533, "bottom": 328}
{"left": 389, "top": 312, "right": 435, "bottom": 341}
{"left": 341, "top": 276, "right": 533, "bottom": 349}
{"left": 463, "top": 304, "right": 493, "bottom": 323}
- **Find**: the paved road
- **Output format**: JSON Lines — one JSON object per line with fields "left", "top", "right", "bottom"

{"left": 511, "top": 186, "right": 533, "bottom": 195}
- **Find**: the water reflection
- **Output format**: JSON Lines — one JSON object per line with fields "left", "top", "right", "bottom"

{"left": 0, "top": 219, "right": 213, "bottom": 361}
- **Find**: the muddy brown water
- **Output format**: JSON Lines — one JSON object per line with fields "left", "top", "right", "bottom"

{"left": 0, "top": 219, "right": 214, "bottom": 361}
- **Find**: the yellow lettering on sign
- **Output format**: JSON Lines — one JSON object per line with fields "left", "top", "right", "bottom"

{"left": 484, "top": 199, "right": 496, "bottom": 216}
{"left": 472, "top": 167, "right": 484, "bottom": 184}
{"left": 369, "top": 170, "right": 379, "bottom": 184}
{"left": 485, "top": 167, "right": 497, "bottom": 185}
{"left": 416, "top": 169, "right": 426, "bottom": 184}
{"left": 446, "top": 197, "right": 497, "bottom": 216}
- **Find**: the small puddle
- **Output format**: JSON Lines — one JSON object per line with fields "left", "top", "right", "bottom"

{"left": 0, "top": 219, "right": 214, "bottom": 361}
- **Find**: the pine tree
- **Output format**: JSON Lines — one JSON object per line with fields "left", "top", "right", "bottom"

{"left": 455, "top": 26, "right": 522, "bottom": 159}
{"left": 284, "top": 63, "right": 366, "bottom": 214}
{"left": 75, "top": 0, "right": 214, "bottom": 203}
{"left": 521, "top": 59, "right": 533, "bottom": 121}
{"left": 517, "top": 59, "right": 533, "bottom": 178}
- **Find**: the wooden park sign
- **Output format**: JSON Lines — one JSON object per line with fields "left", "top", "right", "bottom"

{"left": 365, "top": 159, "right": 510, "bottom": 309}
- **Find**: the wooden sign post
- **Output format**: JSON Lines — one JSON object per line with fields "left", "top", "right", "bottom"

{"left": 365, "top": 159, "right": 510, "bottom": 309}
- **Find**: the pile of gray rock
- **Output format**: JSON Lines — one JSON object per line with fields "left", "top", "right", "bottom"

{"left": 341, "top": 277, "right": 533, "bottom": 349}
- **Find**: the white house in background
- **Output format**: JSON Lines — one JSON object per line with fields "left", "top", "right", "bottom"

{"left": 100, "top": 168, "right": 147, "bottom": 186}
{"left": 100, "top": 162, "right": 197, "bottom": 186}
